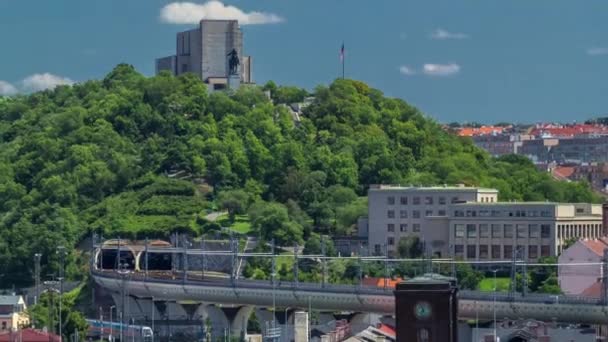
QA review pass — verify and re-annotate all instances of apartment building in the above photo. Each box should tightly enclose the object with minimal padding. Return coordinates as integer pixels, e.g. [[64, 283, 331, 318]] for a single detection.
[[449, 202, 603, 262], [558, 238, 608, 295], [367, 185, 499, 258], [366, 185, 604, 261], [0, 296, 28, 332]]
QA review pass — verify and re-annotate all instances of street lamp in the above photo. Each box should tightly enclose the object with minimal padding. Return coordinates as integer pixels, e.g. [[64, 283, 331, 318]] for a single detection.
[[150, 297, 155, 342], [283, 307, 291, 342], [42, 280, 60, 335], [56, 246, 67, 341], [117, 263, 131, 342], [34, 253, 42, 305], [98, 307, 103, 342], [110, 305, 116, 342], [492, 269, 498, 342]]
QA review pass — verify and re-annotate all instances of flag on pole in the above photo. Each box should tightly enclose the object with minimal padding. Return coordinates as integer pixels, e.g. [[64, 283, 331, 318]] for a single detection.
[[340, 43, 345, 62]]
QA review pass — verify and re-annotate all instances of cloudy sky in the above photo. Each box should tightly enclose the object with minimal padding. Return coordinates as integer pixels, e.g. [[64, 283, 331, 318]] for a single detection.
[[0, 0, 607, 123]]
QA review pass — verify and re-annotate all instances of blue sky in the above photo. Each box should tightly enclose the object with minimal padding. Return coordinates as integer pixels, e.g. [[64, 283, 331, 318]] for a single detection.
[[0, 0, 607, 123]]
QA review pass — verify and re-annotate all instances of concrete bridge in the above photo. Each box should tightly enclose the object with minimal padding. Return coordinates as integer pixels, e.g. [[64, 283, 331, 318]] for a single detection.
[[92, 269, 608, 336], [91, 240, 608, 338]]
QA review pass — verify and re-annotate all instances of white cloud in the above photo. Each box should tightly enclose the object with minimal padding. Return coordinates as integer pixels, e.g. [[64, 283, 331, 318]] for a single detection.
[[430, 28, 469, 40], [21, 73, 74, 92], [399, 66, 416, 76], [587, 47, 608, 56], [160, 1, 284, 25], [0, 81, 18, 96], [422, 63, 461, 76]]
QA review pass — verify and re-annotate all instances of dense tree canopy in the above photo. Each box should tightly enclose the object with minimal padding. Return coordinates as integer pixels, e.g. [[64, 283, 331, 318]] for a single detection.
[[0, 64, 599, 286]]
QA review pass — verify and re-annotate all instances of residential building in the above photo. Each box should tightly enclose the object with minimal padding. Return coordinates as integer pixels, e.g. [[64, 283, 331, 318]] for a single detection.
[[366, 185, 604, 261], [367, 185, 499, 258], [341, 323, 395, 342], [0, 296, 28, 332], [470, 321, 597, 342], [457, 125, 508, 137], [472, 134, 515, 156], [512, 136, 608, 164], [529, 123, 608, 138], [156, 19, 253, 91], [450, 202, 603, 261], [571, 163, 608, 193], [558, 238, 608, 295]]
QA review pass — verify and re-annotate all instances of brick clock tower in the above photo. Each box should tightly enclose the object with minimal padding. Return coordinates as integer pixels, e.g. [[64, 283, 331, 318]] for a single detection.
[[394, 277, 458, 342]]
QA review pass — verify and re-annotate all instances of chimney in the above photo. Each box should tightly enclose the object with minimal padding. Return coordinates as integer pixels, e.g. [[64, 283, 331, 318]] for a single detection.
[[603, 203, 608, 236]]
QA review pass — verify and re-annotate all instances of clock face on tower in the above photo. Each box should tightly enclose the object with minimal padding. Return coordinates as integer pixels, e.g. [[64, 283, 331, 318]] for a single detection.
[[414, 301, 432, 320]]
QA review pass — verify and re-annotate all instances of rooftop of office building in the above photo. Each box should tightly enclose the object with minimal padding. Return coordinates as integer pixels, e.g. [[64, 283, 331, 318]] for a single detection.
[[369, 184, 498, 192]]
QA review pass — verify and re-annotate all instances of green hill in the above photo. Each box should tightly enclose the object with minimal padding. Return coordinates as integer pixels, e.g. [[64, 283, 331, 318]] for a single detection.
[[0, 64, 599, 286]]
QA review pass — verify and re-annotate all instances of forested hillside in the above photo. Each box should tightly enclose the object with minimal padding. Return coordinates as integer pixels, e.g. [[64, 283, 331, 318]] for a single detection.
[[0, 64, 599, 286]]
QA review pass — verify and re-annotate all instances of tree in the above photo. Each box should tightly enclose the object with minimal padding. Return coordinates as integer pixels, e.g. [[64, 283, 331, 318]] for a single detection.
[[248, 201, 303, 245], [456, 263, 483, 290], [303, 233, 336, 257], [335, 199, 367, 235], [0, 68, 601, 287], [28, 291, 88, 341], [528, 256, 560, 293], [217, 189, 250, 222], [397, 236, 423, 259]]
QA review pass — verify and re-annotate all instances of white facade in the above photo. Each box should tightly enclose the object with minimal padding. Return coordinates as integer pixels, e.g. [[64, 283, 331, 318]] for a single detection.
[[367, 185, 603, 261], [367, 185, 498, 258], [449, 202, 602, 261]]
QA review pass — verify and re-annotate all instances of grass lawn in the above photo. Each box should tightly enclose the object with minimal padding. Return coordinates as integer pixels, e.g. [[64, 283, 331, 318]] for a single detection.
[[217, 214, 252, 234], [478, 277, 511, 292]]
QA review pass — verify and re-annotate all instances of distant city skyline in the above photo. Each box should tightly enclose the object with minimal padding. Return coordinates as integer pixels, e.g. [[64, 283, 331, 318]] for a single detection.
[[0, 0, 607, 123]]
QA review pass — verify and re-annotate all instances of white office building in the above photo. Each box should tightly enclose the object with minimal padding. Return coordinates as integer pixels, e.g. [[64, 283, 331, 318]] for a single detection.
[[366, 185, 604, 261], [367, 185, 498, 258]]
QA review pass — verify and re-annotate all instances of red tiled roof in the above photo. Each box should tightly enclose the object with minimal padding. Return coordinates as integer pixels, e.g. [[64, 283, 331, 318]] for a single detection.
[[0, 329, 61, 342], [376, 324, 396, 338], [458, 126, 506, 137], [580, 239, 608, 257], [530, 124, 608, 137], [581, 281, 602, 298], [552, 166, 575, 179], [361, 277, 403, 288]]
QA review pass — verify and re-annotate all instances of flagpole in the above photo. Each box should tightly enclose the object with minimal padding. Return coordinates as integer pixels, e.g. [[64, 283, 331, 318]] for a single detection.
[[342, 42, 345, 79]]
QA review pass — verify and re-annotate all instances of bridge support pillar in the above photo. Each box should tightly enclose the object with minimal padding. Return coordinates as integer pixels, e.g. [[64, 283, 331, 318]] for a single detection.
[[227, 306, 255, 340], [135, 298, 162, 321], [110, 294, 146, 322], [204, 305, 255, 339], [165, 301, 189, 320], [203, 304, 232, 339]]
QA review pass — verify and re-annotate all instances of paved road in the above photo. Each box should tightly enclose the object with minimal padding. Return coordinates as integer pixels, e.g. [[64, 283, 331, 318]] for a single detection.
[[204, 211, 226, 222]]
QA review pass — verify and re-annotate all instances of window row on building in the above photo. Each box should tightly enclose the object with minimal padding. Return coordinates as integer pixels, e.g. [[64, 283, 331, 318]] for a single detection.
[[453, 223, 552, 239], [453, 209, 552, 218], [557, 223, 603, 239], [454, 244, 551, 260], [386, 195, 462, 206], [387, 223, 421, 233], [387, 209, 448, 219]]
